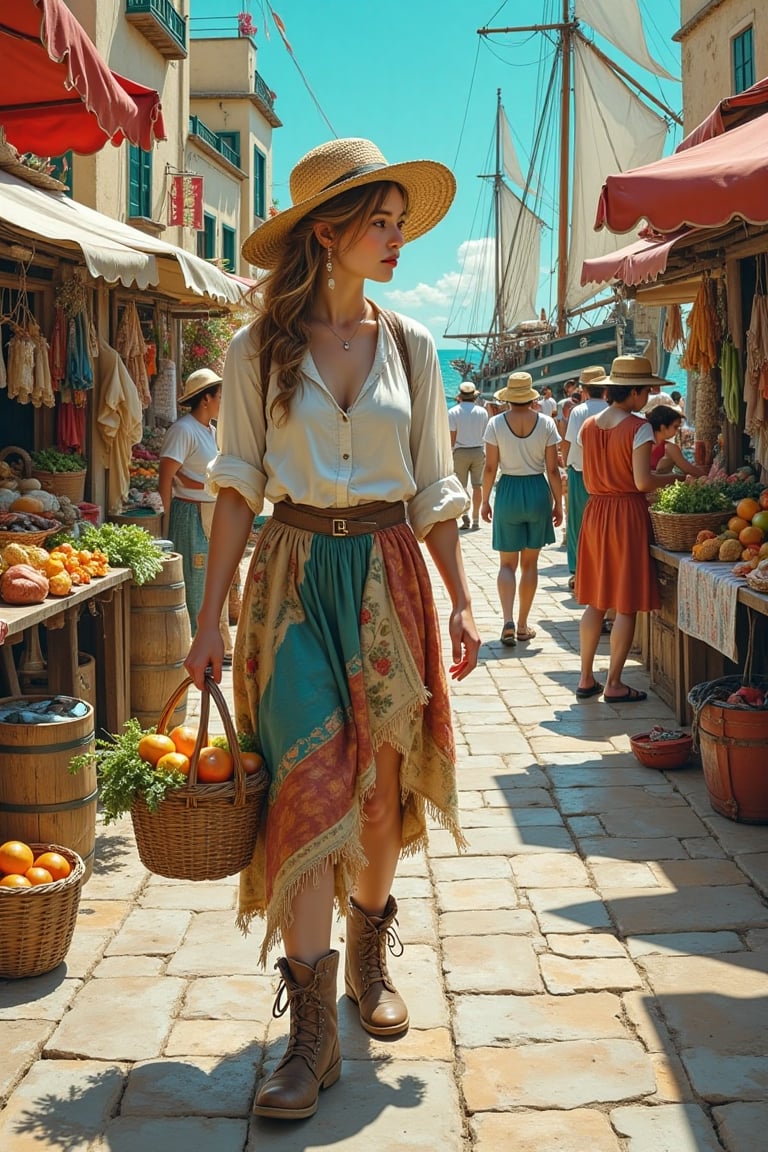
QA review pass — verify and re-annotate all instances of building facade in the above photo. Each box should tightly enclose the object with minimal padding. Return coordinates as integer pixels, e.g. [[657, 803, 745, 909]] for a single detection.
[[675, 1, 767, 131]]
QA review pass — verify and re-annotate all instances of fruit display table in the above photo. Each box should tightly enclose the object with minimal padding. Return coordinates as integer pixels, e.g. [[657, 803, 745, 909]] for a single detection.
[[0, 567, 132, 734], [646, 546, 768, 723]]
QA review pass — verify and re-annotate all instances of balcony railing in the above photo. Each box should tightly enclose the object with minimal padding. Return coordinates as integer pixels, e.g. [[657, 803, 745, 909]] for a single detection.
[[253, 70, 281, 127], [188, 116, 241, 169], [126, 0, 187, 60]]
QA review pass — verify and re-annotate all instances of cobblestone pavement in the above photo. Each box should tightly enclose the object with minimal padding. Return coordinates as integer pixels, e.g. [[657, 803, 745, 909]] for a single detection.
[[1, 526, 767, 1151]]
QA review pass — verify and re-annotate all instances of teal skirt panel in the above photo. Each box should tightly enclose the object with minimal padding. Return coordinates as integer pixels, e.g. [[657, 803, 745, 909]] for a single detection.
[[491, 472, 555, 553]]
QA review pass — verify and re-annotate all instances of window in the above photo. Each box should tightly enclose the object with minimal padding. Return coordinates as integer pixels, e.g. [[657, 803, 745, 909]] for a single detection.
[[222, 224, 237, 271], [128, 145, 152, 217], [253, 146, 266, 220], [199, 213, 216, 260], [733, 26, 754, 94], [217, 131, 241, 168]]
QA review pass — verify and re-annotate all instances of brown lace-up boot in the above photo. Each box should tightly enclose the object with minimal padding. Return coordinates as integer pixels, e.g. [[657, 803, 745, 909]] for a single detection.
[[344, 895, 409, 1036], [253, 949, 341, 1120]]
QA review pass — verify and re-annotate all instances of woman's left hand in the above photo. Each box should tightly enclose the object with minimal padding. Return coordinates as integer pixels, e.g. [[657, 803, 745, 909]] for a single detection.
[[552, 503, 564, 528], [448, 606, 481, 681]]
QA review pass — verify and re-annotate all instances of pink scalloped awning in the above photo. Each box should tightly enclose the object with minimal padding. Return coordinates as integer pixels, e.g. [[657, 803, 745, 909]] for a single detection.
[[581, 229, 693, 288], [0, 0, 165, 156]]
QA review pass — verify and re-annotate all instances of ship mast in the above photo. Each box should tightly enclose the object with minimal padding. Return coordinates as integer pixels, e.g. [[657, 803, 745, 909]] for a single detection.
[[493, 88, 503, 341], [556, 0, 571, 337]]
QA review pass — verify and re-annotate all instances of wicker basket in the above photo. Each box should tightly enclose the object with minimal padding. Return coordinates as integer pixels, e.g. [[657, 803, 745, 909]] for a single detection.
[[648, 509, 729, 552], [0, 525, 59, 548], [0, 444, 33, 479], [0, 843, 85, 979], [130, 675, 269, 881], [31, 469, 87, 504]]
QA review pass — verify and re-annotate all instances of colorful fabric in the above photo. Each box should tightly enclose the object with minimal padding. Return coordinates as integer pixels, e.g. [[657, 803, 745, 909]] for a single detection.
[[566, 465, 588, 574], [235, 519, 462, 964], [168, 497, 207, 633], [491, 472, 555, 552], [678, 558, 740, 662]]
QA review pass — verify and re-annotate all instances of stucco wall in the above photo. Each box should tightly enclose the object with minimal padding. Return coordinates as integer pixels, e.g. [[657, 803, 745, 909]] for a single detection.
[[677, 2, 766, 131]]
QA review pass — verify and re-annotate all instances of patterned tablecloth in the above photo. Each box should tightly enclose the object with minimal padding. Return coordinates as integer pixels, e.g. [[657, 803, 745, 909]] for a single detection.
[[677, 557, 743, 662]]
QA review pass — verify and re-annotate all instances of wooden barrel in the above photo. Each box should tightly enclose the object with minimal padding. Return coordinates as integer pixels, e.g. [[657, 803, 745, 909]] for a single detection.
[[0, 696, 96, 881], [20, 653, 97, 712], [130, 552, 191, 730]]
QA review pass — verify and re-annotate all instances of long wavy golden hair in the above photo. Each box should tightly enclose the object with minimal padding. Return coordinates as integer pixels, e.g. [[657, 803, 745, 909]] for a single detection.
[[250, 181, 407, 425]]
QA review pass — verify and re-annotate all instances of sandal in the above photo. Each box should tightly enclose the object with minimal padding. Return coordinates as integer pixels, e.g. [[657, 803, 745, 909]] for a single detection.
[[500, 622, 517, 646], [575, 680, 603, 700], [603, 687, 647, 703], [567, 575, 576, 590], [516, 627, 537, 642]]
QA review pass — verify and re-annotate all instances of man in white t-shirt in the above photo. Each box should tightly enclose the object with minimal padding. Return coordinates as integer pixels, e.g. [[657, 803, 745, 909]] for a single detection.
[[539, 385, 557, 418], [562, 365, 608, 588], [448, 381, 489, 529]]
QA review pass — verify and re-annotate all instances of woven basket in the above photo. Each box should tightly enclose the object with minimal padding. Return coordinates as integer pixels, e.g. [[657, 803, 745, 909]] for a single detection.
[[130, 675, 269, 881], [31, 469, 87, 504], [648, 509, 729, 552], [0, 444, 32, 479], [0, 526, 59, 548], [0, 843, 85, 979]]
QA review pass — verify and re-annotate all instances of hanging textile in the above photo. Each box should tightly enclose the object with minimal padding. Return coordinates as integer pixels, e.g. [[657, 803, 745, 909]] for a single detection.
[[116, 301, 151, 408], [744, 261, 768, 473]]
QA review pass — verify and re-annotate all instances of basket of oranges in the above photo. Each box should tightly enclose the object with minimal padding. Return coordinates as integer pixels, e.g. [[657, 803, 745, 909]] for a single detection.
[[129, 674, 269, 881], [0, 840, 85, 979]]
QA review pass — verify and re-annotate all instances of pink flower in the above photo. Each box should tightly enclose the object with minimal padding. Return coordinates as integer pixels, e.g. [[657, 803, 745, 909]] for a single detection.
[[373, 657, 391, 676], [360, 608, 372, 624]]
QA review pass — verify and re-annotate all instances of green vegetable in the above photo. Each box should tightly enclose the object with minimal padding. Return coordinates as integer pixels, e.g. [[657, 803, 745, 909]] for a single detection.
[[655, 481, 732, 514], [210, 731, 260, 753], [77, 522, 164, 585], [31, 448, 87, 473], [69, 717, 187, 823]]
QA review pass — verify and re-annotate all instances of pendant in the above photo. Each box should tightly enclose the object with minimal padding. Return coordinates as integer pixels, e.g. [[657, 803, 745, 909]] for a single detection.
[[343, 341, 350, 350]]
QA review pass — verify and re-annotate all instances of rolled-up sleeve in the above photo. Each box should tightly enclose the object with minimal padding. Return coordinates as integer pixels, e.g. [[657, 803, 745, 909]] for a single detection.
[[405, 322, 469, 539], [206, 324, 268, 514]]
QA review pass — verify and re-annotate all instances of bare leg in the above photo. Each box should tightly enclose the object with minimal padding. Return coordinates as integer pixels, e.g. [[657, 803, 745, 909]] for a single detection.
[[353, 742, 403, 916], [281, 865, 335, 977], [497, 550, 519, 625], [470, 485, 482, 524], [578, 604, 605, 691], [516, 548, 540, 635], [603, 612, 637, 697]]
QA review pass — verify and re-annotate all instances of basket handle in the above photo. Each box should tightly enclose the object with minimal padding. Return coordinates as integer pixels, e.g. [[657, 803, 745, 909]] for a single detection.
[[0, 445, 32, 478], [157, 672, 246, 806]]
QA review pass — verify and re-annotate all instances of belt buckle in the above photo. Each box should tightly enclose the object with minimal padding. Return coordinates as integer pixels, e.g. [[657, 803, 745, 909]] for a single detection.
[[332, 518, 348, 536]]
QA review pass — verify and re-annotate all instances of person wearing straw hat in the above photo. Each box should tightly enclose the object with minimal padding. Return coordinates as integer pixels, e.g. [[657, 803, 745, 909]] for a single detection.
[[448, 380, 488, 530], [574, 354, 676, 702], [184, 137, 480, 1121], [480, 371, 563, 646], [159, 368, 233, 664]]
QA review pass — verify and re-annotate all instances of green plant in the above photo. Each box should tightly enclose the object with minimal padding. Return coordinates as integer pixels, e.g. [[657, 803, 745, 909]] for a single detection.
[[655, 480, 732, 514], [77, 523, 164, 584], [209, 731, 260, 753], [31, 448, 87, 473], [69, 718, 187, 823]]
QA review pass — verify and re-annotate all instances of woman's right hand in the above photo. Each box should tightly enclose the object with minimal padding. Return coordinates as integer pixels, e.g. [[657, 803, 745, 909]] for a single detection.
[[185, 623, 225, 689]]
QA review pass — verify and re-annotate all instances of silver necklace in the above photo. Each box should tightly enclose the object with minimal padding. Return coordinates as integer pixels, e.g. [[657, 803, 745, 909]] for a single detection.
[[316, 308, 367, 351]]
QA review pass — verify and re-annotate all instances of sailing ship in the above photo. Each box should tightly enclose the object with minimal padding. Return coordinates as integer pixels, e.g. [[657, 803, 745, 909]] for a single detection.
[[445, 1, 682, 399]]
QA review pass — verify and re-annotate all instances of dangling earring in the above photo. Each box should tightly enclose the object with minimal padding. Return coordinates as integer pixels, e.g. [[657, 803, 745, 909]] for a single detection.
[[326, 246, 335, 291]]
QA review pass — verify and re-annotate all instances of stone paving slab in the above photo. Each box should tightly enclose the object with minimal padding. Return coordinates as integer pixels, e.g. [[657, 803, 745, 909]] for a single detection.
[[611, 1102, 724, 1151], [472, 1109, 622, 1152], [45, 977, 186, 1061], [453, 990, 627, 1047], [0, 1060, 128, 1151]]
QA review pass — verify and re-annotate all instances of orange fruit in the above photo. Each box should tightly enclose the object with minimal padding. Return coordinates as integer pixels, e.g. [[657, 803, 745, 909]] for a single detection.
[[169, 725, 203, 759], [241, 751, 265, 776], [0, 874, 32, 888], [759, 489, 768, 510], [739, 525, 765, 546], [25, 866, 53, 886], [728, 516, 749, 534], [0, 840, 34, 876], [736, 497, 761, 522], [34, 851, 71, 881], [138, 733, 177, 766], [156, 751, 191, 777], [196, 746, 234, 783]]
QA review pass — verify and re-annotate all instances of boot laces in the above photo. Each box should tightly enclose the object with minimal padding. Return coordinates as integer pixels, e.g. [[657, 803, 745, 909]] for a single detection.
[[358, 916, 403, 990], [272, 973, 325, 1064]]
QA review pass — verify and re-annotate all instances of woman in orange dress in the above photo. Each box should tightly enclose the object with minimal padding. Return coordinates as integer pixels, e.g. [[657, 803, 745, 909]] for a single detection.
[[574, 356, 674, 702]]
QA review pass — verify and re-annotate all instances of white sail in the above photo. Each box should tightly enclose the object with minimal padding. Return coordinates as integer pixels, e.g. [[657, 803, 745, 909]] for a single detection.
[[575, 0, 677, 81], [565, 40, 668, 311], [501, 115, 527, 190], [499, 183, 542, 328]]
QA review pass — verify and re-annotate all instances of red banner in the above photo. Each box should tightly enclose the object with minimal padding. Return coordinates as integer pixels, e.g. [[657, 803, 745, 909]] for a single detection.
[[168, 175, 203, 229]]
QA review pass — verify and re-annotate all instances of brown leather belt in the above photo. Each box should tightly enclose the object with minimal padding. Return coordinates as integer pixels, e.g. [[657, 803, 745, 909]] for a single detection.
[[272, 500, 405, 537]]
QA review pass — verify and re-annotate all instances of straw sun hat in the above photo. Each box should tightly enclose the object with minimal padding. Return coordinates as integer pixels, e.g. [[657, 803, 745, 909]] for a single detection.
[[494, 372, 539, 405], [178, 368, 222, 406], [608, 354, 670, 392], [242, 137, 456, 269], [458, 381, 478, 397], [579, 365, 607, 385]]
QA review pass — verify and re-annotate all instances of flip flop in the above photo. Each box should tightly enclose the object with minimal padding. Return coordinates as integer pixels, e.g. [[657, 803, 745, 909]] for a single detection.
[[567, 575, 576, 590], [516, 627, 537, 642], [575, 681, 603, 699], [603, 687, 647, 703], [500, 622, 517, 646]]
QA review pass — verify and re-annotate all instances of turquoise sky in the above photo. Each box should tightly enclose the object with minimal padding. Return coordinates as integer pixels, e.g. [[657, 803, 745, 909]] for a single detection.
[[190, 1, 683, 344]]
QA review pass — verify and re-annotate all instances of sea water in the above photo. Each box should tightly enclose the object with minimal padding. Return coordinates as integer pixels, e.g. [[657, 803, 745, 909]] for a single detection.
[[437, 349, 687, 408]]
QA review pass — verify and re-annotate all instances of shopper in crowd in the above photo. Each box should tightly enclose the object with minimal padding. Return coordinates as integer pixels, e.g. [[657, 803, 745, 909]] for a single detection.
[[481, 371, 562, 645], [184, 137, 480, 1122], [159, 368, 233, 664], [575, 355, 675, 702], [556, 377, 581, 437], [562, 365, 608, 590], [448, 380, 489, 530], [647, 404, 707, 476], [539, 384, 557, 418]]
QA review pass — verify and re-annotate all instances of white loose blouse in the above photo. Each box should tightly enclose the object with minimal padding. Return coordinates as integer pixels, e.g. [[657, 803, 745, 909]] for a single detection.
[[207, 312, 467, 540], [484, 411, 560, 476]]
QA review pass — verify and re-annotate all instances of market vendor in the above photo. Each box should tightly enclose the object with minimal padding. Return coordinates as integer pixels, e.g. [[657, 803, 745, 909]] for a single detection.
[[158, 368, 233, 665]]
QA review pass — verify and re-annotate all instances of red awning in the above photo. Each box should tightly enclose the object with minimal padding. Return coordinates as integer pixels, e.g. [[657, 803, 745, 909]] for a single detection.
[[581, 229, 693, 288], [677, 75, 768, 151], [595, 107, 768, 236], [0, 0, 165, 156]]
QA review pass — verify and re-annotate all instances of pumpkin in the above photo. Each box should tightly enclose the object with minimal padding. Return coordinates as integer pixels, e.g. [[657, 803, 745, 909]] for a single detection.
[[10, 495, 45, 515], [48, 570, 73, 597], [0, 563, 49, 604]]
